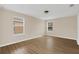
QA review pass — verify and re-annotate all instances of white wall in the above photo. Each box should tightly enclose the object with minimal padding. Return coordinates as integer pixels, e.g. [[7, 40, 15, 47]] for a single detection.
[[77, 14, 79, 45], [0, 8, 45, 47], [46, 16, 77, 40], [0, 9, 2, 43]]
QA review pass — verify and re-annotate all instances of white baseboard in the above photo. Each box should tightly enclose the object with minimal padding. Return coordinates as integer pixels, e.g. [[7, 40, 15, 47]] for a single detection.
[[0, 35, 43, 47], [46, 34, 75, 40]]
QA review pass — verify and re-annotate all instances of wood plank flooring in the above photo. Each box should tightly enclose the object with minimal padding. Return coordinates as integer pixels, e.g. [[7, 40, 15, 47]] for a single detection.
[[0, 36, 79, 54]]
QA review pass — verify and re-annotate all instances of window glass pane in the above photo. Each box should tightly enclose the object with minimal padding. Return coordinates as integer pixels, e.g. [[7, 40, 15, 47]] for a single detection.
[[48, 22, 53, 31], [13, 17, 24, 34], [14, 26, 23, 34]]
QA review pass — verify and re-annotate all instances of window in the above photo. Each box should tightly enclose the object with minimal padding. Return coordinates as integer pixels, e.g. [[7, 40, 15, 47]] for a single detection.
[[48, 22, 53, 31], [13, 16, 24, 34]]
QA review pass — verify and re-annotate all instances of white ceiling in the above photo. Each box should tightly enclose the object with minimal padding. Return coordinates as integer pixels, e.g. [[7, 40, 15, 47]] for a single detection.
[[1, 4, 79, 20]]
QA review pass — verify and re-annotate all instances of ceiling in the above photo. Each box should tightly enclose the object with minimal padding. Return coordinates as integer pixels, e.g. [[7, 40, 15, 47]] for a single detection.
[[0, 4, 79, 20]]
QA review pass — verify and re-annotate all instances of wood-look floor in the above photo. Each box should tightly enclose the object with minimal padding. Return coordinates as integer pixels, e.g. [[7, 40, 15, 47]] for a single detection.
[[0, 36, 79, 54]]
